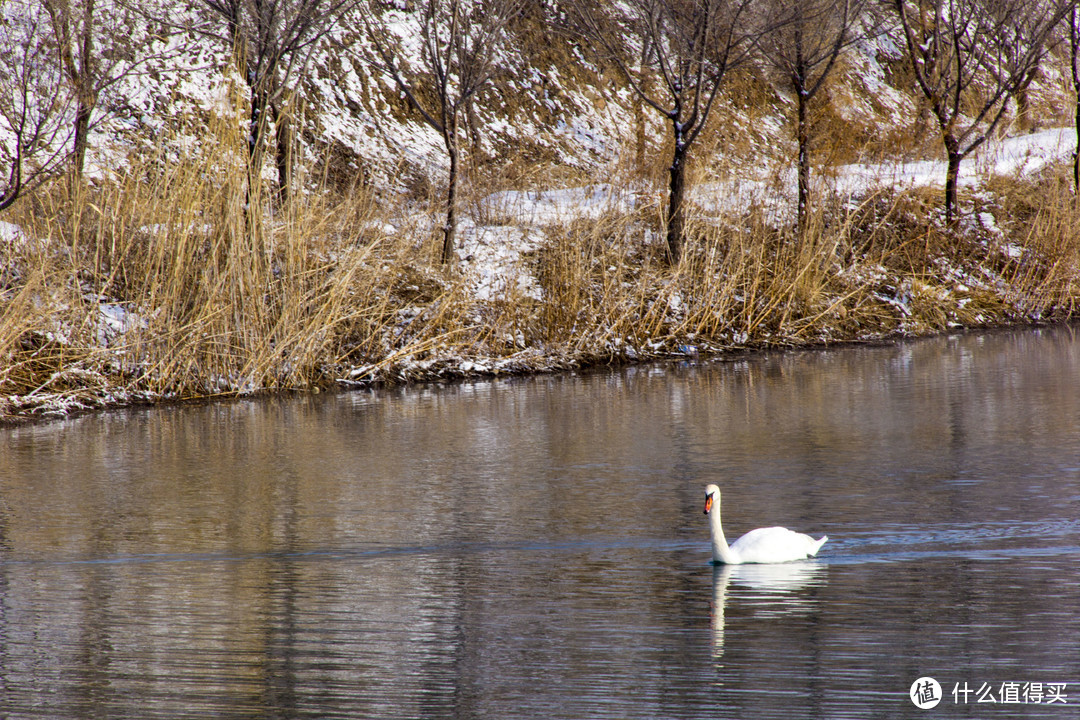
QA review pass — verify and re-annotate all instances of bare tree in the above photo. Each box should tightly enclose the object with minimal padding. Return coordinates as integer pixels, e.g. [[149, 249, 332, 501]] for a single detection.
[[891, 0, 1069, 223], [177, 0, 353, 202], [1070, 0, 1080, 194], [0, 0, 76, 212], [572, 0, 760, 263], [42, 0, 174, 185], [358, 0, 523, 265], [42, 0, 96, 181], [757, 0, 873, 233]]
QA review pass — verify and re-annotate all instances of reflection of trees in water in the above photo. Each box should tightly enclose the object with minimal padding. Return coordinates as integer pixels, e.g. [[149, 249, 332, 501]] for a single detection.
[[1, 326, 1079, 715]]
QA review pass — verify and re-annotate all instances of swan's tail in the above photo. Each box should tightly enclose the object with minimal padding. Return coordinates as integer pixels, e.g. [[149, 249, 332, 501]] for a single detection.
[[809, 535, 828, 557]]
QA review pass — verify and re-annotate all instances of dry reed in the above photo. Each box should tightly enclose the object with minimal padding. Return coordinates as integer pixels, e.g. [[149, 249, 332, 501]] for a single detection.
[[3, 109, 1079, 421]]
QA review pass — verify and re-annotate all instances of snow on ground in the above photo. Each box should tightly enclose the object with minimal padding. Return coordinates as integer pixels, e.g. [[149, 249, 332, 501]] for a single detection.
[[456, 221, 544, 301], [96, 302, 147, 347], [832, 127, 1076, 197], [0, 221, 24, 245], [479, 183, 642, 226], [973, 127, 1076, 177], [458, 127, 1077, 319], [398, 127, 1077, 327], [480, 128, 1077, 234]]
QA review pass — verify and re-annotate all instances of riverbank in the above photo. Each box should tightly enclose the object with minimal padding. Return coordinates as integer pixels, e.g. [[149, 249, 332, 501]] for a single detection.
[[2, 128, 1079, 424]]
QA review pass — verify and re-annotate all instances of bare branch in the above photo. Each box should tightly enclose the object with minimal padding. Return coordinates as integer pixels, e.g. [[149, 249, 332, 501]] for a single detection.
[[568, 0, 765, 262], [892, 0, 1070, 222], [0, 0, 78, 211], [756, 0, 878, 230], [354, 0, 525, 264], [139, 0, 358, 199]]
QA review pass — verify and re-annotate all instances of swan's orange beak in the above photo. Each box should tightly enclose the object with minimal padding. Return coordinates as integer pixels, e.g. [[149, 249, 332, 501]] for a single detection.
[[703, 494, 714, 514]]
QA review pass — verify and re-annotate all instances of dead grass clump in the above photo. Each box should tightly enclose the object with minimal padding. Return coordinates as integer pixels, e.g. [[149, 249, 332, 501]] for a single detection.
[[983, 168, 1080, 318], [533, 206, 664, 355], [1, 102, 428, 407], [532, 191, 869, 357]]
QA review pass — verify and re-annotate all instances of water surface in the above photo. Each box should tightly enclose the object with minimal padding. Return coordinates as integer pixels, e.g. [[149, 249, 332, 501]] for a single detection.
[[2, 326, 1079, 718]]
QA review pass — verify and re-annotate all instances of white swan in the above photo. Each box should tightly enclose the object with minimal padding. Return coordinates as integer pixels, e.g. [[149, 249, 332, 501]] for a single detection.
[[704, 484, 827, 564]]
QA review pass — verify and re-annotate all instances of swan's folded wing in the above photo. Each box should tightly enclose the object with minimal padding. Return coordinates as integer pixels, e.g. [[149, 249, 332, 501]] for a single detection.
[[730, 527, 826, 563]]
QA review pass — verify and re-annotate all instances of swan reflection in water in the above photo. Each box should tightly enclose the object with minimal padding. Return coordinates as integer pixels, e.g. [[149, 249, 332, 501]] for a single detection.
[[710, 562, 828, 660]]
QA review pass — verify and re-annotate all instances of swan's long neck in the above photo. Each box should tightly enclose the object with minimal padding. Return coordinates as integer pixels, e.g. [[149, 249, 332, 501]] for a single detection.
[[709, 504, 739, 564]]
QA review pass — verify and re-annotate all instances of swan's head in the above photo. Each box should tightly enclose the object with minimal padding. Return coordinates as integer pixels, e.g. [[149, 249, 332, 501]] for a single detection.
[[704, 484, 721, 514]]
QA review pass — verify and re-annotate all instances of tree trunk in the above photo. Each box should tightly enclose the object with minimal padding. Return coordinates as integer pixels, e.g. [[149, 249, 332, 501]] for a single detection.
[[1073, 66, 1080, 196], [47, 0, 96, 187], [635, 96, 647, 176], [1073, 11, 1080, 196], [1074, 94, 1079, 196], [73, 0, 94, 178], [72, 98, 92, 179], [666, 142, 688, 264], [245, 84, 275, 212], [944, 148, 962, 225], [796, 87, 810, 236], [242, 84, 272, 274], [0, 156, 21, 212], [1015, 85, 1032, 134], [248, 88, 266, 169], [442, 134, 459, 264], [271, 101, 291, 204]]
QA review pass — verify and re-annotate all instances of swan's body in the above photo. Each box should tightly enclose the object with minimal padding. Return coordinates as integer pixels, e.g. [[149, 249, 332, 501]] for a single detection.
[[704, 484, 827, 564]]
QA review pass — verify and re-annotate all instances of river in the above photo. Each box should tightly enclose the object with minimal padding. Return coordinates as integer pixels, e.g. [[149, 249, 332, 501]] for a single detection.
[[2, 326, 1079, 718]]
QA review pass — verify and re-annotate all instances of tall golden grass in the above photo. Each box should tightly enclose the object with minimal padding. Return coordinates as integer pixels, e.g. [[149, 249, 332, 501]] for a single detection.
[[2, 108, 1079, 420], [2, 107, 403, 408]]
